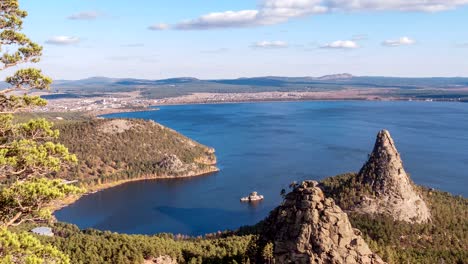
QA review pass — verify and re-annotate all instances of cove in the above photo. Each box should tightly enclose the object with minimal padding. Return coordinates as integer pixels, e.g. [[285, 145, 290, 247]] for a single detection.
[[55, 101, 468, 235]]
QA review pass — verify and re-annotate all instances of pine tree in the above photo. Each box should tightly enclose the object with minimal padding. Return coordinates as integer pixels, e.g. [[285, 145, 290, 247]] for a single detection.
[[0, 2, 80, 262], [0, 0, 81, 228]]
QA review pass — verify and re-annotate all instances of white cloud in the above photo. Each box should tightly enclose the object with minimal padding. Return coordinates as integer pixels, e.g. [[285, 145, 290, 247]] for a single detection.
[[148, 23, 170, 31], [326, 0, 468, 12], [175, 10, 260, 30], [68, 11, 101, 20], [321, 40, 359, 49], [173, 1, 329, 30], [252, 41, 289, 48], [169, 0, 468, 30], [46, 36, 80, 45], [258, 0, 328, 24], [382, 37, 415, 47]]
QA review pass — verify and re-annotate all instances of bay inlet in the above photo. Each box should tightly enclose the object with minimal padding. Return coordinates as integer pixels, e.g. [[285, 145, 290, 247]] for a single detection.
[[55, 101, 468, 235]]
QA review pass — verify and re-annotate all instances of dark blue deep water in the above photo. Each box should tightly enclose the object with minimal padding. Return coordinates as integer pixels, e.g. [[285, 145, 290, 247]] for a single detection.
[[55, 101, 468, 235]]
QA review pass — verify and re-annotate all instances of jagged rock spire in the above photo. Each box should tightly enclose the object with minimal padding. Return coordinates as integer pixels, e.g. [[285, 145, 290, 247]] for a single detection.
[[356, 130, 431, 223], [262, 181, 385, 264], [358, 130, 409, 194]]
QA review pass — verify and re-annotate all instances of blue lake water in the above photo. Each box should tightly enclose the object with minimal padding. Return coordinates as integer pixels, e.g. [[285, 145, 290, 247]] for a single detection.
[[55, 101, 468, 235]]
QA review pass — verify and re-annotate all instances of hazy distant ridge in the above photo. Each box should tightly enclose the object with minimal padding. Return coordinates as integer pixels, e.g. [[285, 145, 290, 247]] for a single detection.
[[3, 74, 468, 101]]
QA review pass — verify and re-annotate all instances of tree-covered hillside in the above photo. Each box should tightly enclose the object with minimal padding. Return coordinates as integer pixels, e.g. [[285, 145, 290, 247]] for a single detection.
[[54, 118, 217, 187]]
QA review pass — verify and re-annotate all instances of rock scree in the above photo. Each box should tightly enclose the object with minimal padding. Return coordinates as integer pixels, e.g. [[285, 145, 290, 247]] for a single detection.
[[157, 154, 186, 173], [98, 119, 136, 134], [261, 181, 386, 264], [355, 129, 431, 223]]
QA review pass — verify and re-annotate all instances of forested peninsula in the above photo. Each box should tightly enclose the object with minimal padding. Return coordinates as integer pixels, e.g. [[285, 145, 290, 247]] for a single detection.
[[48, 116, 218, 209]]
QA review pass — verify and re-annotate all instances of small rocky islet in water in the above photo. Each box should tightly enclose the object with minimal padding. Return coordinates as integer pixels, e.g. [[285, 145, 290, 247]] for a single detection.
[[240, 191, 264, 202]]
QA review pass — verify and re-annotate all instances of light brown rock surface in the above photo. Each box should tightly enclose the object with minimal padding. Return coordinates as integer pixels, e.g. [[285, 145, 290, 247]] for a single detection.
[[98, 119, 136, 134], [143, 256, 177, 264], [262, 181, 385, 264], [355, 130, 431, 223], [157, 154, 186, 173]]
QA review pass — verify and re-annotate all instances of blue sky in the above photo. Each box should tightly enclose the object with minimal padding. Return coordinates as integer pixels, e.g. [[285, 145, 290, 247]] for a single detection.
[[14, 0, 468, 79]]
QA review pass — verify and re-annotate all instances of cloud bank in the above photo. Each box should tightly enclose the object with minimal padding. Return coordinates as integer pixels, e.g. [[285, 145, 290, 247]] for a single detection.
[[165, 0, 468, 30]]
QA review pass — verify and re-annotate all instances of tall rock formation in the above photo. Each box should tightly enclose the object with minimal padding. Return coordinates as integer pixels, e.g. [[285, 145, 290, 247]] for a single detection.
[[355, 129, 431, 223], [262, 181, 385, 264]]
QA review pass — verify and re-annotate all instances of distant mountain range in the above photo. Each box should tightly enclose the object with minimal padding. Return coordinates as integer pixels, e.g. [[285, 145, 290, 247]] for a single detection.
[[51, 74, 468, 90], [3, 74, 468, 100]]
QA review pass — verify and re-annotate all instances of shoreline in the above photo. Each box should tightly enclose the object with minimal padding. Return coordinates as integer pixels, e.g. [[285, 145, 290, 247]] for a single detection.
[[94, 97, 466, 117], [47, 96, 464, 212], [50, 166, 219, 214], [41, 90, 467, 118]]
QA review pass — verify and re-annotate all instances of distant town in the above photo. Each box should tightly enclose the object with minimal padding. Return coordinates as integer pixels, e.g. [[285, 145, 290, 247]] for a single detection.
[[25, 75, 468, 115]]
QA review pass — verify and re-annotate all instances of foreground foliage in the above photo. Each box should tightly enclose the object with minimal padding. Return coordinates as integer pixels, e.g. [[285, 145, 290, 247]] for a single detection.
[[1, 1, 77, 262], [39, 223, 256, 264], [0, 115, 77, 181], [0, 0, 69, 182], [1, 0, 78, 225], [0, 228, 70, 264], [0, 179, 83, 227]]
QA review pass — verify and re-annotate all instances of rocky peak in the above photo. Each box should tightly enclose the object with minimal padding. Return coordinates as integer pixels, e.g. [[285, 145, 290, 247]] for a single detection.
[[262, 181, 385, 264], [356, 129, 431, 223], [359, 129, 407, 193]]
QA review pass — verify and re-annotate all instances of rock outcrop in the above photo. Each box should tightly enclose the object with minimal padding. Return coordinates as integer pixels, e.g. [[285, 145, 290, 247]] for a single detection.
[[157, 154, 186, 173], [354, 130, 431, 223], [262, 181, 385, 264], [98, 119, 136, 134], [144, 256, 177, 264], [156, 153, 218, 177]]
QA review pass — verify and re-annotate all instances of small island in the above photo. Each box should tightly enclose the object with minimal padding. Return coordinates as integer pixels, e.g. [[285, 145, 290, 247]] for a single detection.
[[240, 191, 264, 202]]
